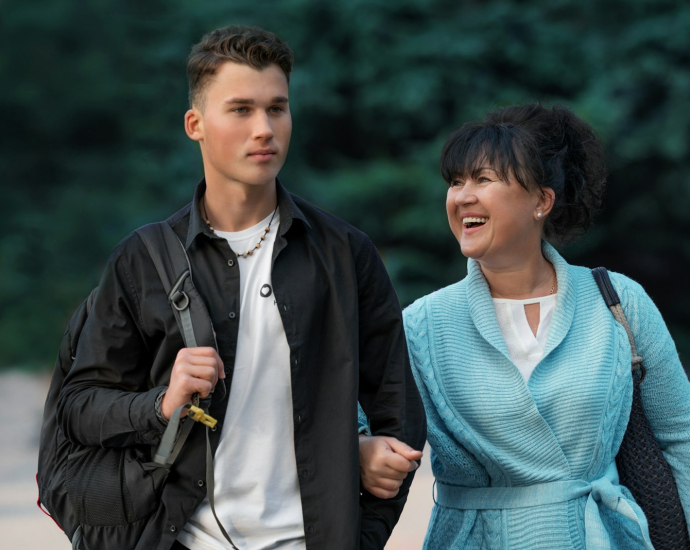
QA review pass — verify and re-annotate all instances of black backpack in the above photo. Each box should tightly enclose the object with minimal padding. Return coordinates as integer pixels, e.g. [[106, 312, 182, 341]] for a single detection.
[[36, 221, 225, 550]]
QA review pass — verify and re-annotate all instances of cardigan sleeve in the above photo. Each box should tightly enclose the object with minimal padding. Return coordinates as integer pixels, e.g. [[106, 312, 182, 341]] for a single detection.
[[613, 272, 690, 531]]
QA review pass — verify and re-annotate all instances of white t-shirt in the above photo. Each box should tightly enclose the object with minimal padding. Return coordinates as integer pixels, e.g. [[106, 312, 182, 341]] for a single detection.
[[179, 210, 306, 550], [492, 294, 557, 383]]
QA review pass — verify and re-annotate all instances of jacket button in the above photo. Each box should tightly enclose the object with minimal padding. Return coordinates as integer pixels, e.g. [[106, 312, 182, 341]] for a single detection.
[[227, 259, 235, 267], [170, 525, 177, 532], [197, 479, 205, 487], [283, 304, 288, 311], [296, 414, 303, 424], [228, 312, 236, 319], [307, 524, 314, 534]]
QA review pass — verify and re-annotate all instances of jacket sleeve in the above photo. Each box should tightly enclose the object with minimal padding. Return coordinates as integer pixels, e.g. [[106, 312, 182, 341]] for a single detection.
[[57, 239, 167, 448], [355, 237, 427, 549], [614, 273, 690, 531]]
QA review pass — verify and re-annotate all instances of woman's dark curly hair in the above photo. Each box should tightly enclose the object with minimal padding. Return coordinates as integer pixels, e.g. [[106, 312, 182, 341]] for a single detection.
[[440, 104, 606, 242]]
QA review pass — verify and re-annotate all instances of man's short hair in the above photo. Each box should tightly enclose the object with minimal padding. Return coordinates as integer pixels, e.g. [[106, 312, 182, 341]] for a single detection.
[[187, 25, 294, 109]]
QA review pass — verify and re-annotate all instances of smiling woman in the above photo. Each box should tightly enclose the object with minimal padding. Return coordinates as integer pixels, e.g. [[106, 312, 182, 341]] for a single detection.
[[441, 104, 606, 245], [358, 103, 690, 549]]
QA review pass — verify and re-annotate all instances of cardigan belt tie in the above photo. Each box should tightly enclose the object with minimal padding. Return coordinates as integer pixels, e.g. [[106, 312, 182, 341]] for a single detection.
[[435, 462, 653, 550]]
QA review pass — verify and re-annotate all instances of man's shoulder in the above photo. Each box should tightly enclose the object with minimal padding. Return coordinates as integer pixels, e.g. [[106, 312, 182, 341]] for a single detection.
[[109, 202, 193, 267], [164, 202, 193, 239], [290, 192, 371, 248]]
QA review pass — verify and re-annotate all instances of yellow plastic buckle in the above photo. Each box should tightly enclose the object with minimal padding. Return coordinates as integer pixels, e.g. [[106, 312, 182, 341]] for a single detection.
[[187, 405, 218, 428]]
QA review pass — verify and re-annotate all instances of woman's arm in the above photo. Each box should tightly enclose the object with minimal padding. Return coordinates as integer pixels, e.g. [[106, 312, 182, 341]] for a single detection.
[[614, 273, 690, 528]]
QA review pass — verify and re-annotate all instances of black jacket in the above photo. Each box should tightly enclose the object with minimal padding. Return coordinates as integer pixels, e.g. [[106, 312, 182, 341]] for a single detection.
[[58, 180, 427, 550]]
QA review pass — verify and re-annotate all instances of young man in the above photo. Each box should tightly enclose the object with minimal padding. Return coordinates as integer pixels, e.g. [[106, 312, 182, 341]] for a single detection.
[[58, 25, 425, 550]]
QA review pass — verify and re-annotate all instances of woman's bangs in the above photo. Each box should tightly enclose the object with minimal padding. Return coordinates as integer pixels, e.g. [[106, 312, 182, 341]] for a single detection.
[[441, 126, 521, 186]]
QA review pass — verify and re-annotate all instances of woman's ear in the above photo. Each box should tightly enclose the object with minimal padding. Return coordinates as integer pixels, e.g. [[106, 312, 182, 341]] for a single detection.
[[535, 187, 556, 220]]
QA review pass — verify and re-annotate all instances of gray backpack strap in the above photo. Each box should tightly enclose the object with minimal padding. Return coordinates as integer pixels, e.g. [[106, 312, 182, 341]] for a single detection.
[[206, 427, 239, 549], [71, 525, 83, 550], [135, 222, 237, 549], [135, 222, 217, 351]]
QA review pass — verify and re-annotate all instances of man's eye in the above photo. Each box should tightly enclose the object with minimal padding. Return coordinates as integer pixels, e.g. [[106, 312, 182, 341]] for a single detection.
[[270, 106, 284, 113], [234, 107, 248, 114]]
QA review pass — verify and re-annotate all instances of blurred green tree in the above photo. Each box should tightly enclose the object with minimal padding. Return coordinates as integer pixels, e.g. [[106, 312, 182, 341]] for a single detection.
[[1, 0, 689, 368]]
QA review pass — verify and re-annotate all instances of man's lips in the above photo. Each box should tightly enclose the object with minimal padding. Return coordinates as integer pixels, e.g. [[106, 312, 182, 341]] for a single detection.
[[248, 149, 276, 161]]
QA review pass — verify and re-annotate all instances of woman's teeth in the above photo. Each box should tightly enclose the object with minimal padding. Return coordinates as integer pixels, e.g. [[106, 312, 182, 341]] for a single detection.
[[463, 217, 488, 228]]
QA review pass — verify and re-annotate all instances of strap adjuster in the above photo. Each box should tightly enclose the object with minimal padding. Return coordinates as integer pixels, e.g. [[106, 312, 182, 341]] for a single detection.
[[188, 405, 217, 428]]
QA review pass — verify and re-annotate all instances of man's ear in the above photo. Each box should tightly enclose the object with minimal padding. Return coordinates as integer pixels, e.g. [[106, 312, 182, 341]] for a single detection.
[[184, 108, 203, 142]]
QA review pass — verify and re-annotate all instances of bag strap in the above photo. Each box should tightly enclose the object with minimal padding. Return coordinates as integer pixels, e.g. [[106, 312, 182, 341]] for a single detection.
[[135, 222, 238, 550], [136, 222, 206, 464], [136, 222, 201, 348], [592, 267, 646, 381]]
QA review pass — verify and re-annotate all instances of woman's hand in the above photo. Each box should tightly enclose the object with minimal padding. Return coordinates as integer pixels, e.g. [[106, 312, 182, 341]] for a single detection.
[[359, 435, 423, 498]]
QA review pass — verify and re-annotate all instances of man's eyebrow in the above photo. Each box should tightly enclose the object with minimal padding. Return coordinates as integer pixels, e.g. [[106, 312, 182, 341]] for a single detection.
[[223, 96, 289, 105]]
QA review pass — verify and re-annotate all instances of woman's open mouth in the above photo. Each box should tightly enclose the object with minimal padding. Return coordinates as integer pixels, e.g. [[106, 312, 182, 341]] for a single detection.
[[462, 217, 488, 229]]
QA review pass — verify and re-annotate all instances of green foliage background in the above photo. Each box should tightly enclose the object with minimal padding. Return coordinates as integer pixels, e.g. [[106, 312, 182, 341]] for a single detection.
[[2, 0, 689, 369]]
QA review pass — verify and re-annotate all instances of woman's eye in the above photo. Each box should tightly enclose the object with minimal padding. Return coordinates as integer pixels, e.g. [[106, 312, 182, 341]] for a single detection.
[[450, 180, 464, 187]]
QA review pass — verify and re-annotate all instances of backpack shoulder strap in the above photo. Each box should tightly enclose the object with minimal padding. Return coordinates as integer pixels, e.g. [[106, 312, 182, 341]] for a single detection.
[[135, 222, 216, 351], [134, 222, 189, 294], [136, 222, 237, 549], [592, 267, 645, 380]]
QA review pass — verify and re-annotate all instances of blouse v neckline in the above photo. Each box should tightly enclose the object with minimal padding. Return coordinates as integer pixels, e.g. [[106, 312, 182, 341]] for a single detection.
[[492, 294, 558, 383], [465, 242, 577, 370]]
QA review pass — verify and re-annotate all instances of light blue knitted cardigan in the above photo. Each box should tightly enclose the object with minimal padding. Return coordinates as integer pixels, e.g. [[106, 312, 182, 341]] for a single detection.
[[398, 243, 690, 549]]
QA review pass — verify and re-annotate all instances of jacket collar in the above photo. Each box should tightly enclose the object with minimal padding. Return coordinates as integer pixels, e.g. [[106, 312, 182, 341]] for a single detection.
[[466, 241, 576, 364], [185, 178, 310, 250]]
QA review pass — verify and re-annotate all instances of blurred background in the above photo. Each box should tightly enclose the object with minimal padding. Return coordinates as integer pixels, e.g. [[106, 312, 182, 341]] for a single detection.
[[1, 0, 689, 548]]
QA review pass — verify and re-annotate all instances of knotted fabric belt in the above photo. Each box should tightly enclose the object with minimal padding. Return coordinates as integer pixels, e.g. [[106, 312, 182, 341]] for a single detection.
[[435, 462, 653, 550]]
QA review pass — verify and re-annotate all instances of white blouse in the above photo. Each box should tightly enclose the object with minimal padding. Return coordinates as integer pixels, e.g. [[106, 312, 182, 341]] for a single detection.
[[492, 294, 558, 383]]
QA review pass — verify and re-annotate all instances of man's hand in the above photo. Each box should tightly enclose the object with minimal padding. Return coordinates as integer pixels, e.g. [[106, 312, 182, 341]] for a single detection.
[[161, 347, 225, 420], [359, 435, 423, 499]]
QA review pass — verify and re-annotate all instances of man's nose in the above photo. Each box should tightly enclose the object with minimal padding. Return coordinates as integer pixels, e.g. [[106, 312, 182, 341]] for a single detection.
[[252, 112, 274, 140]]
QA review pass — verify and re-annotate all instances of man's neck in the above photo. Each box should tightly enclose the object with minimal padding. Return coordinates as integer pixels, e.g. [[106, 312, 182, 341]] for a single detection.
[[202, 179, 279, 233]]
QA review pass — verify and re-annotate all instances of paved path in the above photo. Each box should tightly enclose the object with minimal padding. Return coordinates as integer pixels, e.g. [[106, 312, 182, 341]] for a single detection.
[[0, 372, 433, 549]]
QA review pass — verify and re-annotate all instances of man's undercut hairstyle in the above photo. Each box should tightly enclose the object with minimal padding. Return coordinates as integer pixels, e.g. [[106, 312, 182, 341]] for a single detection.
[[187, 25, 294, 109]]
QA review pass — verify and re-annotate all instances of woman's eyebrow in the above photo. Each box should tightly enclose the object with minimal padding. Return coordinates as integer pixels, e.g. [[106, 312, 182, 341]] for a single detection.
[[473, 166, 499, 176]]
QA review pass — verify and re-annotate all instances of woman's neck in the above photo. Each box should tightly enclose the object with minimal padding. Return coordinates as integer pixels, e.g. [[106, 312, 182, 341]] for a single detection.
[[480, 251, 556, 300]]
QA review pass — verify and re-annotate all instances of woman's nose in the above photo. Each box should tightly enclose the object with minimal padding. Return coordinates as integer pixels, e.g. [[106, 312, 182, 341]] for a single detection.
[[455, 184, 477, 204]]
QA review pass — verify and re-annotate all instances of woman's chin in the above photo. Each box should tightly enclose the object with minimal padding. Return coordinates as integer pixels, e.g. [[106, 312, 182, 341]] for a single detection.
[[459, 238, 486, 260], [459, 245, 481, 260]]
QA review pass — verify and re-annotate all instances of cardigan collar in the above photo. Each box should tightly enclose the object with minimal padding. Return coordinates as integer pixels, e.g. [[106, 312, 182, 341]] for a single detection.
[[466, 241, 576, 366]]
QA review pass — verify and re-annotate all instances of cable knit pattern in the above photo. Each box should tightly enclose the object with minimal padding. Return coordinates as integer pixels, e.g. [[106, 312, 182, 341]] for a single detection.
[[399, 242, 690, 549]]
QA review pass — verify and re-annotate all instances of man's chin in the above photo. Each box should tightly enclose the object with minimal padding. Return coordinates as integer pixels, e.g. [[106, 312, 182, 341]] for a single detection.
[[225, 171, 279, 188]]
